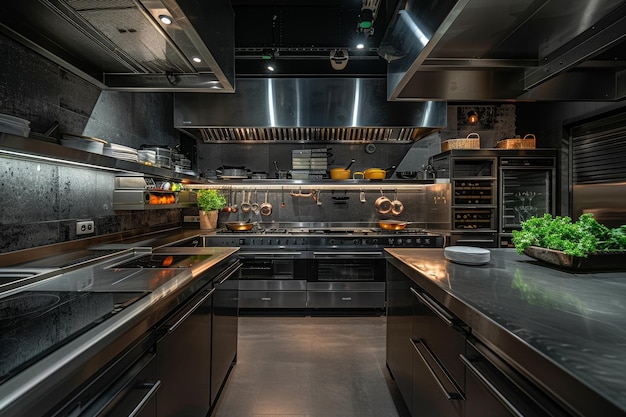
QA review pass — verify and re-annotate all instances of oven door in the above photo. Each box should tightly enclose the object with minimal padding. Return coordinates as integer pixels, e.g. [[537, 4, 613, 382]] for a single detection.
[[237, 251, 307, 309], [309, 251, 385, 282], [307, 251, 385, 310]]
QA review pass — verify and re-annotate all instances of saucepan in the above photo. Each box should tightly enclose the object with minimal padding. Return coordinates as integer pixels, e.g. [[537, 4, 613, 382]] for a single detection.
[[330, 159, 355, 180], [224, 221, 254, 231], [353, 166, 396, 180], [378, 220, 415, 231]]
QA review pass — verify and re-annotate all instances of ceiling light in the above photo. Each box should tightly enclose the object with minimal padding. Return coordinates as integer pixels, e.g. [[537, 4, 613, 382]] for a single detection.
[[356, 43, 365, 49], [467, 111, 479, 124], [159, 15, 172, 25], [266, 64, 275, 72], [192, 57, 202, 63]]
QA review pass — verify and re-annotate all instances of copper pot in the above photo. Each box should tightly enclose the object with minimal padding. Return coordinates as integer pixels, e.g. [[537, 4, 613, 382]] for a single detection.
[[224, 221, 254, 231], [375, 192, 392, 214]]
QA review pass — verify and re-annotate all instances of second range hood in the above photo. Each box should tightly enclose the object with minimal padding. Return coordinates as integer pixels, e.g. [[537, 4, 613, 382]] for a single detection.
[[379, 0, 626, 101], [174, 78, 447, 143], [0, 0, 234, 92]]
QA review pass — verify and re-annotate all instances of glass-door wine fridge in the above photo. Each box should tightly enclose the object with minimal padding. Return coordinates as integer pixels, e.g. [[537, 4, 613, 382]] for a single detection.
[[499, 156, 556, 247]]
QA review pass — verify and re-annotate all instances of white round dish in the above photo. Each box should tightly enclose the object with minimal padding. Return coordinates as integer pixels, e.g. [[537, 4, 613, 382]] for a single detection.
[[444, 246, 491, 265]]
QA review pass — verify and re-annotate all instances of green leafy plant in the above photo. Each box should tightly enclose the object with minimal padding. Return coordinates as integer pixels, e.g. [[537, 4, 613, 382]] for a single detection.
[[196, 189, 227, 212], [512, 213, 626, 257]]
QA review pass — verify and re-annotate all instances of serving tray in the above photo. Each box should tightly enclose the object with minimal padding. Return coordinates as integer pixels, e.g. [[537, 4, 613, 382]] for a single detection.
[[523, 246, 626, 271]]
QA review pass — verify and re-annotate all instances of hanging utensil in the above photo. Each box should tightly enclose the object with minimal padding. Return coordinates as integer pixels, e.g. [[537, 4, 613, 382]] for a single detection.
[[375, 190, 392, 214], [241, 190, 251, 213], [391, 191, 404, 216], [251, 190, 260, 213], [260, 190, 272, 216], [281, 187, 286, 208], [359, 190, 366, 203], [231, 188, 238, 213]]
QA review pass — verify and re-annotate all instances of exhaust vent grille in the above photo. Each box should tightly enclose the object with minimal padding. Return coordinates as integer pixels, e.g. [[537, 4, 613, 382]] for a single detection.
[[195, 127, 424, 143]]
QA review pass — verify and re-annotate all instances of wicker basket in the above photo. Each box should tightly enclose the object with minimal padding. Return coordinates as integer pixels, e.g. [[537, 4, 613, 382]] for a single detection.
[[496, 134, 536, 149], [441, 132, 480, 152]]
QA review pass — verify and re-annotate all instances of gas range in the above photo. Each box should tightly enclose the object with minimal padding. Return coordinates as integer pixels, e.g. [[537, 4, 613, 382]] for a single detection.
[[210, 224, 443, 249]]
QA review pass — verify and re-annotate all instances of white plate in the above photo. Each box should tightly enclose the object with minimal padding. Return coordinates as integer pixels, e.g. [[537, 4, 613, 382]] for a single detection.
[[444, 246, 490, 265]]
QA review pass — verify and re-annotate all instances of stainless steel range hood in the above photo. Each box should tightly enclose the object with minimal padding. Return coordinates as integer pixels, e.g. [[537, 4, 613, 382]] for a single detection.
[[174, 78, 447, 142], [379, 0, 626, 101], [0, 0, 234, 92]]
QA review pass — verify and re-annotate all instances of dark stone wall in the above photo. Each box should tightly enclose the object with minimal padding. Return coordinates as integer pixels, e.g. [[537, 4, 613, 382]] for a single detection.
[[0, 33, 182, 253]]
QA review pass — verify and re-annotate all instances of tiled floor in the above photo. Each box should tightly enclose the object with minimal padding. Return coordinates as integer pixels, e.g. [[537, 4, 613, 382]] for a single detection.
[[212, 316, 410, 417]]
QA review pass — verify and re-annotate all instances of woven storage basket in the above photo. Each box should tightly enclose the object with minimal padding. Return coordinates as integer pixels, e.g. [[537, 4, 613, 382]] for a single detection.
[[441, 132, 480, 152], [496, 134, 536, 149]]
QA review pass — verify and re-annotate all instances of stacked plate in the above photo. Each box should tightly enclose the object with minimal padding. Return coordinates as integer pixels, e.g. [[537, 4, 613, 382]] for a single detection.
[[104, 142, 138, 162], [444, 246, 491, 265], [60, 133, 106, 154], [0, 113, 31, 137]]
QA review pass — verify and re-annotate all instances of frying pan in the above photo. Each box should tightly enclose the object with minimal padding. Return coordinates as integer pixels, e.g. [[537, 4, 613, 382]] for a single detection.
[[224, 221, 254, 231], [378, 220, 415, 231]]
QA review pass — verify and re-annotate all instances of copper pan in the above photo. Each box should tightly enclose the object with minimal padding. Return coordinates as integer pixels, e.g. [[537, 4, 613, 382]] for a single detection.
[[224, 221, 254, 231], [378, 220, 415, 231]]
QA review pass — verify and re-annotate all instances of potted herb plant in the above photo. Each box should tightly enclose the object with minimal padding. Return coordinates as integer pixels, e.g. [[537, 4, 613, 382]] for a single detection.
[[196, 189, 227, 230]]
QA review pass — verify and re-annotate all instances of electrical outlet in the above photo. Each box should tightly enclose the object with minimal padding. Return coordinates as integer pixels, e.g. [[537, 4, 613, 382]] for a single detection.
[[184, 215, 200, 223], [76, 220, 95, 235]]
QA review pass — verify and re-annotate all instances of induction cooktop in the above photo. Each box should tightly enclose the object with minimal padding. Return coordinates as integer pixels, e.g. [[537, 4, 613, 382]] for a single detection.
[[0, 290, 148, 384]]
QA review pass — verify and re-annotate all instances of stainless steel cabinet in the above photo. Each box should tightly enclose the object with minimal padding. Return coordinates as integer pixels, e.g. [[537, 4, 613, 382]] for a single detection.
[[410, 287, 466, 417], [210, 264, 240, 405], [462, 338, 569, 417], [156, 285, 215, 417], [386, 262, 415, 410]]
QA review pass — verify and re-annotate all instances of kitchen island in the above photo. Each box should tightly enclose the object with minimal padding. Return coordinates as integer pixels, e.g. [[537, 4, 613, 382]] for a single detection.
[[0, 246, 239, 417], [385, 248, 626, 417]]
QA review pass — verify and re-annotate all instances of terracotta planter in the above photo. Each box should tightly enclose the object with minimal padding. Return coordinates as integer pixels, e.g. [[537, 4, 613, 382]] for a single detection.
[[199, 210, 219, 230]]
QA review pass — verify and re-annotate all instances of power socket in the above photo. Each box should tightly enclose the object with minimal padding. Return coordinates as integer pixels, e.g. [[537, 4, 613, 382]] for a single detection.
[[184, 216, 200, 223], [76, 220, 95, 235]]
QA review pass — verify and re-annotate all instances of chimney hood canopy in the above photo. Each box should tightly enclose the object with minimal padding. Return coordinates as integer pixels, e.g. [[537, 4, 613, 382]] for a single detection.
[[0, 0, 235, 92], [174, 78, 447, 142], [379, 0, 626, 101]]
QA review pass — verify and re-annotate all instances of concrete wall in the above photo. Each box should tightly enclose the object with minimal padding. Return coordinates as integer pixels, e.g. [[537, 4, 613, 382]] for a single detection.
[[0, 33, 182, 253]]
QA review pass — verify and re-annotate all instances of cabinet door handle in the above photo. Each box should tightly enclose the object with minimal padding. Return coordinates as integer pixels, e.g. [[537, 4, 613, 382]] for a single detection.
[[411, 339, 463, 401], [459, 354, 524, 417], [168, 288, 215, 334], [410, 287, 456, 326], [216, 262, 242, 284], [128, 380, 161, 417]]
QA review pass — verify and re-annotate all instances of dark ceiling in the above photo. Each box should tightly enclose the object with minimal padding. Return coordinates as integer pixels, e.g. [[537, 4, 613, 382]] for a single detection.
[[231, 0, 391, 77]]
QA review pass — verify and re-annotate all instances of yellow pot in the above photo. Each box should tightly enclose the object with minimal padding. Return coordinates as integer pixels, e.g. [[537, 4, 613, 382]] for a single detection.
[[330, 168, 351, 180]]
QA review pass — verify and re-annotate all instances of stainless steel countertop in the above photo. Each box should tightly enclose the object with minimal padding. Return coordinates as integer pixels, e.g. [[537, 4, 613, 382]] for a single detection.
[[385, 248, 626, 417], [0, 246, 238, 417]]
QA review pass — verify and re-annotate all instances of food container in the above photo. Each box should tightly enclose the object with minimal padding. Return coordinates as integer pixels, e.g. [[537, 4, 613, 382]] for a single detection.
[[496, 134, 537, 149], [441, 132, 480, 152]]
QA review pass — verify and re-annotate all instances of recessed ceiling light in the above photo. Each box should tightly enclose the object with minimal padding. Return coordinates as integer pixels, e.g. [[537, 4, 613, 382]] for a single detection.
[[267, 65, 275, 72], [192, 57, 202, 63], [356, 43, 365, 49], [159, 15, 172, 25]]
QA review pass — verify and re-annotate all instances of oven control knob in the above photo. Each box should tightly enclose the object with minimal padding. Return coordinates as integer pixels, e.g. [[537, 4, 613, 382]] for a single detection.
[[396, 238, 403, 245], [372, 239, 378, 245], [405, 238, 412, 246], [387, 238, 394, 245], [353, 239, 360, 245], [424, 238, 431, 246]]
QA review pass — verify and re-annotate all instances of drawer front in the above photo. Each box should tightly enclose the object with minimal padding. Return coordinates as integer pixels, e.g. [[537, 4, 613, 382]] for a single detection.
[[239, 280, 306, 291], [307, 291, 385, 309], [239, 290, 307, 308]]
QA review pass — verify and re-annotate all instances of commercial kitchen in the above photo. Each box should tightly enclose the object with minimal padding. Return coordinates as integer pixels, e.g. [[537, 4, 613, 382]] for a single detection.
[[1, 1, 625, 417]]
